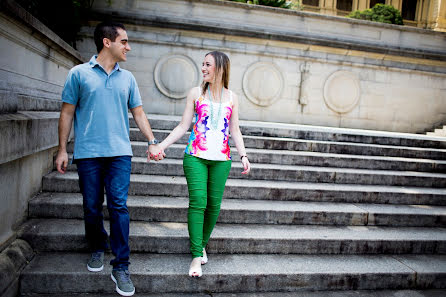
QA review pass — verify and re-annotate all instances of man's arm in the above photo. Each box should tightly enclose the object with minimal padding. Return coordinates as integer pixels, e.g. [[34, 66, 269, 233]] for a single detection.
[[56, 102, 76, 174], [130, 106, 165, 161]]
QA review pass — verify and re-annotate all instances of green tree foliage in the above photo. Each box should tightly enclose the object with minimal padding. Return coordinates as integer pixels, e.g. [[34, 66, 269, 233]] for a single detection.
[[15, 0, 95, 48], [228, 0, 293, 9], [348, 3, 403, 25]]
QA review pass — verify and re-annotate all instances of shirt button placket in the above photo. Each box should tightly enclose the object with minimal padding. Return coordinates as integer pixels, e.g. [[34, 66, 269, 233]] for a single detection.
[[106, 74, 112, 89]]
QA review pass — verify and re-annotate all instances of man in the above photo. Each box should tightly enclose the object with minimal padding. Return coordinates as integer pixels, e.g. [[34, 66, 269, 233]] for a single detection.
[[56, 21, 164, 296]]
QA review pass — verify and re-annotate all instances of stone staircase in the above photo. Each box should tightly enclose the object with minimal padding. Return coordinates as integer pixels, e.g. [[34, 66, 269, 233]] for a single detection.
[[17, 114, 446, 296], [427, 126, 446, 138]]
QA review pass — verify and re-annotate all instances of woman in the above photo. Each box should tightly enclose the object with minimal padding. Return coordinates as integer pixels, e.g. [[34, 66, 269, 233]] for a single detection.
[[157, 51, 251, 277]]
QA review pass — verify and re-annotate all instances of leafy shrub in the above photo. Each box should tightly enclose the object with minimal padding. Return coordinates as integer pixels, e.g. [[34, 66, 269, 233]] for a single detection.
[[348, 3, 403, 25]]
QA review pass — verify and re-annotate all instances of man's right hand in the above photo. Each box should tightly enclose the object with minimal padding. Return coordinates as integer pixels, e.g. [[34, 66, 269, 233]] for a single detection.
[[56, 150, 69, 174]]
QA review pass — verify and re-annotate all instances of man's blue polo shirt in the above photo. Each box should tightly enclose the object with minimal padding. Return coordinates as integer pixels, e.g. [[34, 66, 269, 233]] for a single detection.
[[62, 55, 142, 159]]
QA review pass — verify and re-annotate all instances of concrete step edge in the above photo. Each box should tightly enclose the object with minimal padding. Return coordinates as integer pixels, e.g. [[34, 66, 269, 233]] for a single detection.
[[136, 128, 446, 152], [19, 219, 446, 256], [133, 114, 446, 148], [63, 156, 446, 188], [43, 171, 446, 195], [67, 142, 446, 172], [29, 192, 446, 227], [18, 290, 446, 297], [20, 252, 446, 293], [41, 172, 446, 205]]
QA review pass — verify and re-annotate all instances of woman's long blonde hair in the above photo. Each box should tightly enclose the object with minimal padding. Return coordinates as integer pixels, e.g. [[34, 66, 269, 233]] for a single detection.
[[201, 51, 230, 96]]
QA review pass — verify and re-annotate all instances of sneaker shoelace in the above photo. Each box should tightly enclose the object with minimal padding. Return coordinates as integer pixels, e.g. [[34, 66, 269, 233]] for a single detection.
[[91, 252, 102, 261], [116, 270, 131, 283]]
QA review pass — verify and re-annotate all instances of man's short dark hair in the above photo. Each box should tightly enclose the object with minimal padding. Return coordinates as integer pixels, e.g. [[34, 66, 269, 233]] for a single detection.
[[94, 21, 126, 53]]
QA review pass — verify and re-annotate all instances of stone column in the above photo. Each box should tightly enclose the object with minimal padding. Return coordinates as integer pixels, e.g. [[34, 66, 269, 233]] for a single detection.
[[320, 0, 337, 15], [355, 0, 368, 11], [436, 0, 446, 31], [388, 0, 402, 10], [423, 0, 443, 30]]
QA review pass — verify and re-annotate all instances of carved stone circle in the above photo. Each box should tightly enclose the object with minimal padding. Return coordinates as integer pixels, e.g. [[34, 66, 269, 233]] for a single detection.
[[154, 54, 199, 99], [242, 62, 284, 107], [323, 70, 361, 114]]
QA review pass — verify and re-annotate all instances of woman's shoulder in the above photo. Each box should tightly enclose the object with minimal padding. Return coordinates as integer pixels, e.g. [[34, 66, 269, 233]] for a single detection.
[[227, 89, 238, 103], [186, 87, 203, 101], [188, 86, 202, 98]]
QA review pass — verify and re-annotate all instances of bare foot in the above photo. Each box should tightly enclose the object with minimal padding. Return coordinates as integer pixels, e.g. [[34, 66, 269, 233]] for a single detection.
[[188, 257, 202, 277]]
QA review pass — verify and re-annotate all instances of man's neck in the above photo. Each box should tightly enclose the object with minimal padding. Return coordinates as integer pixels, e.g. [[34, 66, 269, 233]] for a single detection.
[[96, 53, 117, 74]]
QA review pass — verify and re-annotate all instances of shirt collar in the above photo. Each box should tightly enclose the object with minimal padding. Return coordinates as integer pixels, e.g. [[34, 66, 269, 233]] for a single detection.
[[89, 55, 121, 71]]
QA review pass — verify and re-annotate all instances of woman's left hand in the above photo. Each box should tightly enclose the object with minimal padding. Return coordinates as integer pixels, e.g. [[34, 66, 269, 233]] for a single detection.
[[241, 157, 251, 175]]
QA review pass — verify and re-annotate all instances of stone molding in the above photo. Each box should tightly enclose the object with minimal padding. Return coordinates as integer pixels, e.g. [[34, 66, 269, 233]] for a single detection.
[[0, 0, 84, 64], [323, 71, 361, 114], [154, 54, 199, 99], [0, 90, 17, 114], [0, 16, 76, 70], [91, 0, 446, 62], [0, 112, 59, 165]]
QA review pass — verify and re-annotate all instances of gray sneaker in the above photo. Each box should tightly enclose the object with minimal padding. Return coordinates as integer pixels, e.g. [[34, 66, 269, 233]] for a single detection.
[[87, 251, 104, 272], [111, 269, 135, 296]]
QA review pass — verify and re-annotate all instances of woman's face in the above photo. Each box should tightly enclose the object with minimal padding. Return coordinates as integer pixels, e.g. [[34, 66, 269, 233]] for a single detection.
[[201, 54, 216, 83]]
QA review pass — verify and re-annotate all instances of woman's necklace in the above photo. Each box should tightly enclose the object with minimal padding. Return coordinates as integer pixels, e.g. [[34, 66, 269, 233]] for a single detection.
[[208, 86, 224, 130]]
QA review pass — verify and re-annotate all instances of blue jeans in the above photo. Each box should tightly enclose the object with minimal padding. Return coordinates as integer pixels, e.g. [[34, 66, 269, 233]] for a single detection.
[[76, 155, 132, 270]]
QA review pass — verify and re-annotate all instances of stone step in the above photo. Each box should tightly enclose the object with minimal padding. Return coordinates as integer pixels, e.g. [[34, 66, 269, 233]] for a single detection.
[[67, 142, 446, 172], [134, 114, 446, 149], [132, 129, 446, 160], [20, 252, 446, 294], [66, 157, 446, 188], [434, 128, 446, 137], [425, 125, 446, 138], [29, 192, 446, 227], [18, 290, 446, 297], [42, 171, 446, 206], [19, 219, 446, 254], [139, 143, 446, 172]]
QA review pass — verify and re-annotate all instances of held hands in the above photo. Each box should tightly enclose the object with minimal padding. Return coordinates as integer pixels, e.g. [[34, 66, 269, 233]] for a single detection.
[[56, 150, 69, 174], [241, 156, 251, 175], [147, 144, 166, 162]]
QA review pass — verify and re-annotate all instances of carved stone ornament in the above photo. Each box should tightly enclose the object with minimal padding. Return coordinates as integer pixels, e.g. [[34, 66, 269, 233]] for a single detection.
[[323, 70, 361, 114], [242, 62, 284, 107], [154, 54, 199, 99]]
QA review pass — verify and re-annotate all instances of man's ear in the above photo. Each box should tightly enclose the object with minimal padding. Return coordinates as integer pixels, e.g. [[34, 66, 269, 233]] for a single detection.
[[103, 38, 111, 49]]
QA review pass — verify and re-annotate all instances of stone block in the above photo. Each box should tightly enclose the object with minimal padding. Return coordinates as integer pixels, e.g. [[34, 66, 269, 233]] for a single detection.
[[0, 90, 18, 114], [0, 112, 59, 164], [0, 239, 34, 295], [286, 47, 306, 58], [202, 38, 225, 48]]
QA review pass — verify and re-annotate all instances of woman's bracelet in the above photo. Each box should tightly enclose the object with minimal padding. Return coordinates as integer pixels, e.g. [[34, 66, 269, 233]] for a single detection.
[[240, 155, 248, 160]]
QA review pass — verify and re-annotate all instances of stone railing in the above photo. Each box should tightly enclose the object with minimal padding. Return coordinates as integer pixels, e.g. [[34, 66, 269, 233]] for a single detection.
[[0, 0, 82, 259]]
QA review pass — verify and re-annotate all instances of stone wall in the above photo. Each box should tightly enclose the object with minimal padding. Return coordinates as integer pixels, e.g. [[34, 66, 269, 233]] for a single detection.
[[80, 0, 446, 133], [0, 0, 83, 251]]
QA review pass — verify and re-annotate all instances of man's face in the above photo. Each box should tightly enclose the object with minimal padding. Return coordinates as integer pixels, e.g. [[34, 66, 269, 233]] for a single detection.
[[109, 28, 131, 62]]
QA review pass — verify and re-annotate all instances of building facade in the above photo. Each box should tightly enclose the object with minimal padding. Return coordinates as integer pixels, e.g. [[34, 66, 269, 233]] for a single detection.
[[300, 0, 446, 31]]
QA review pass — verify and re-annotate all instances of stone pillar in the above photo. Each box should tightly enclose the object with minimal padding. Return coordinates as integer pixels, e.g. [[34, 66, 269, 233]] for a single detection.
[[424, 0, 444, 30], [436, 0, 446, 31], [355, 0, 368, 11], [389, 0, 402, 10], [321, 0, 337, 15]]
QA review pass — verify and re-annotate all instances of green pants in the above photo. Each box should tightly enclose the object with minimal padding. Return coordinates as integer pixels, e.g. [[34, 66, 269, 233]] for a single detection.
[[183, 154, 232, 258]]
